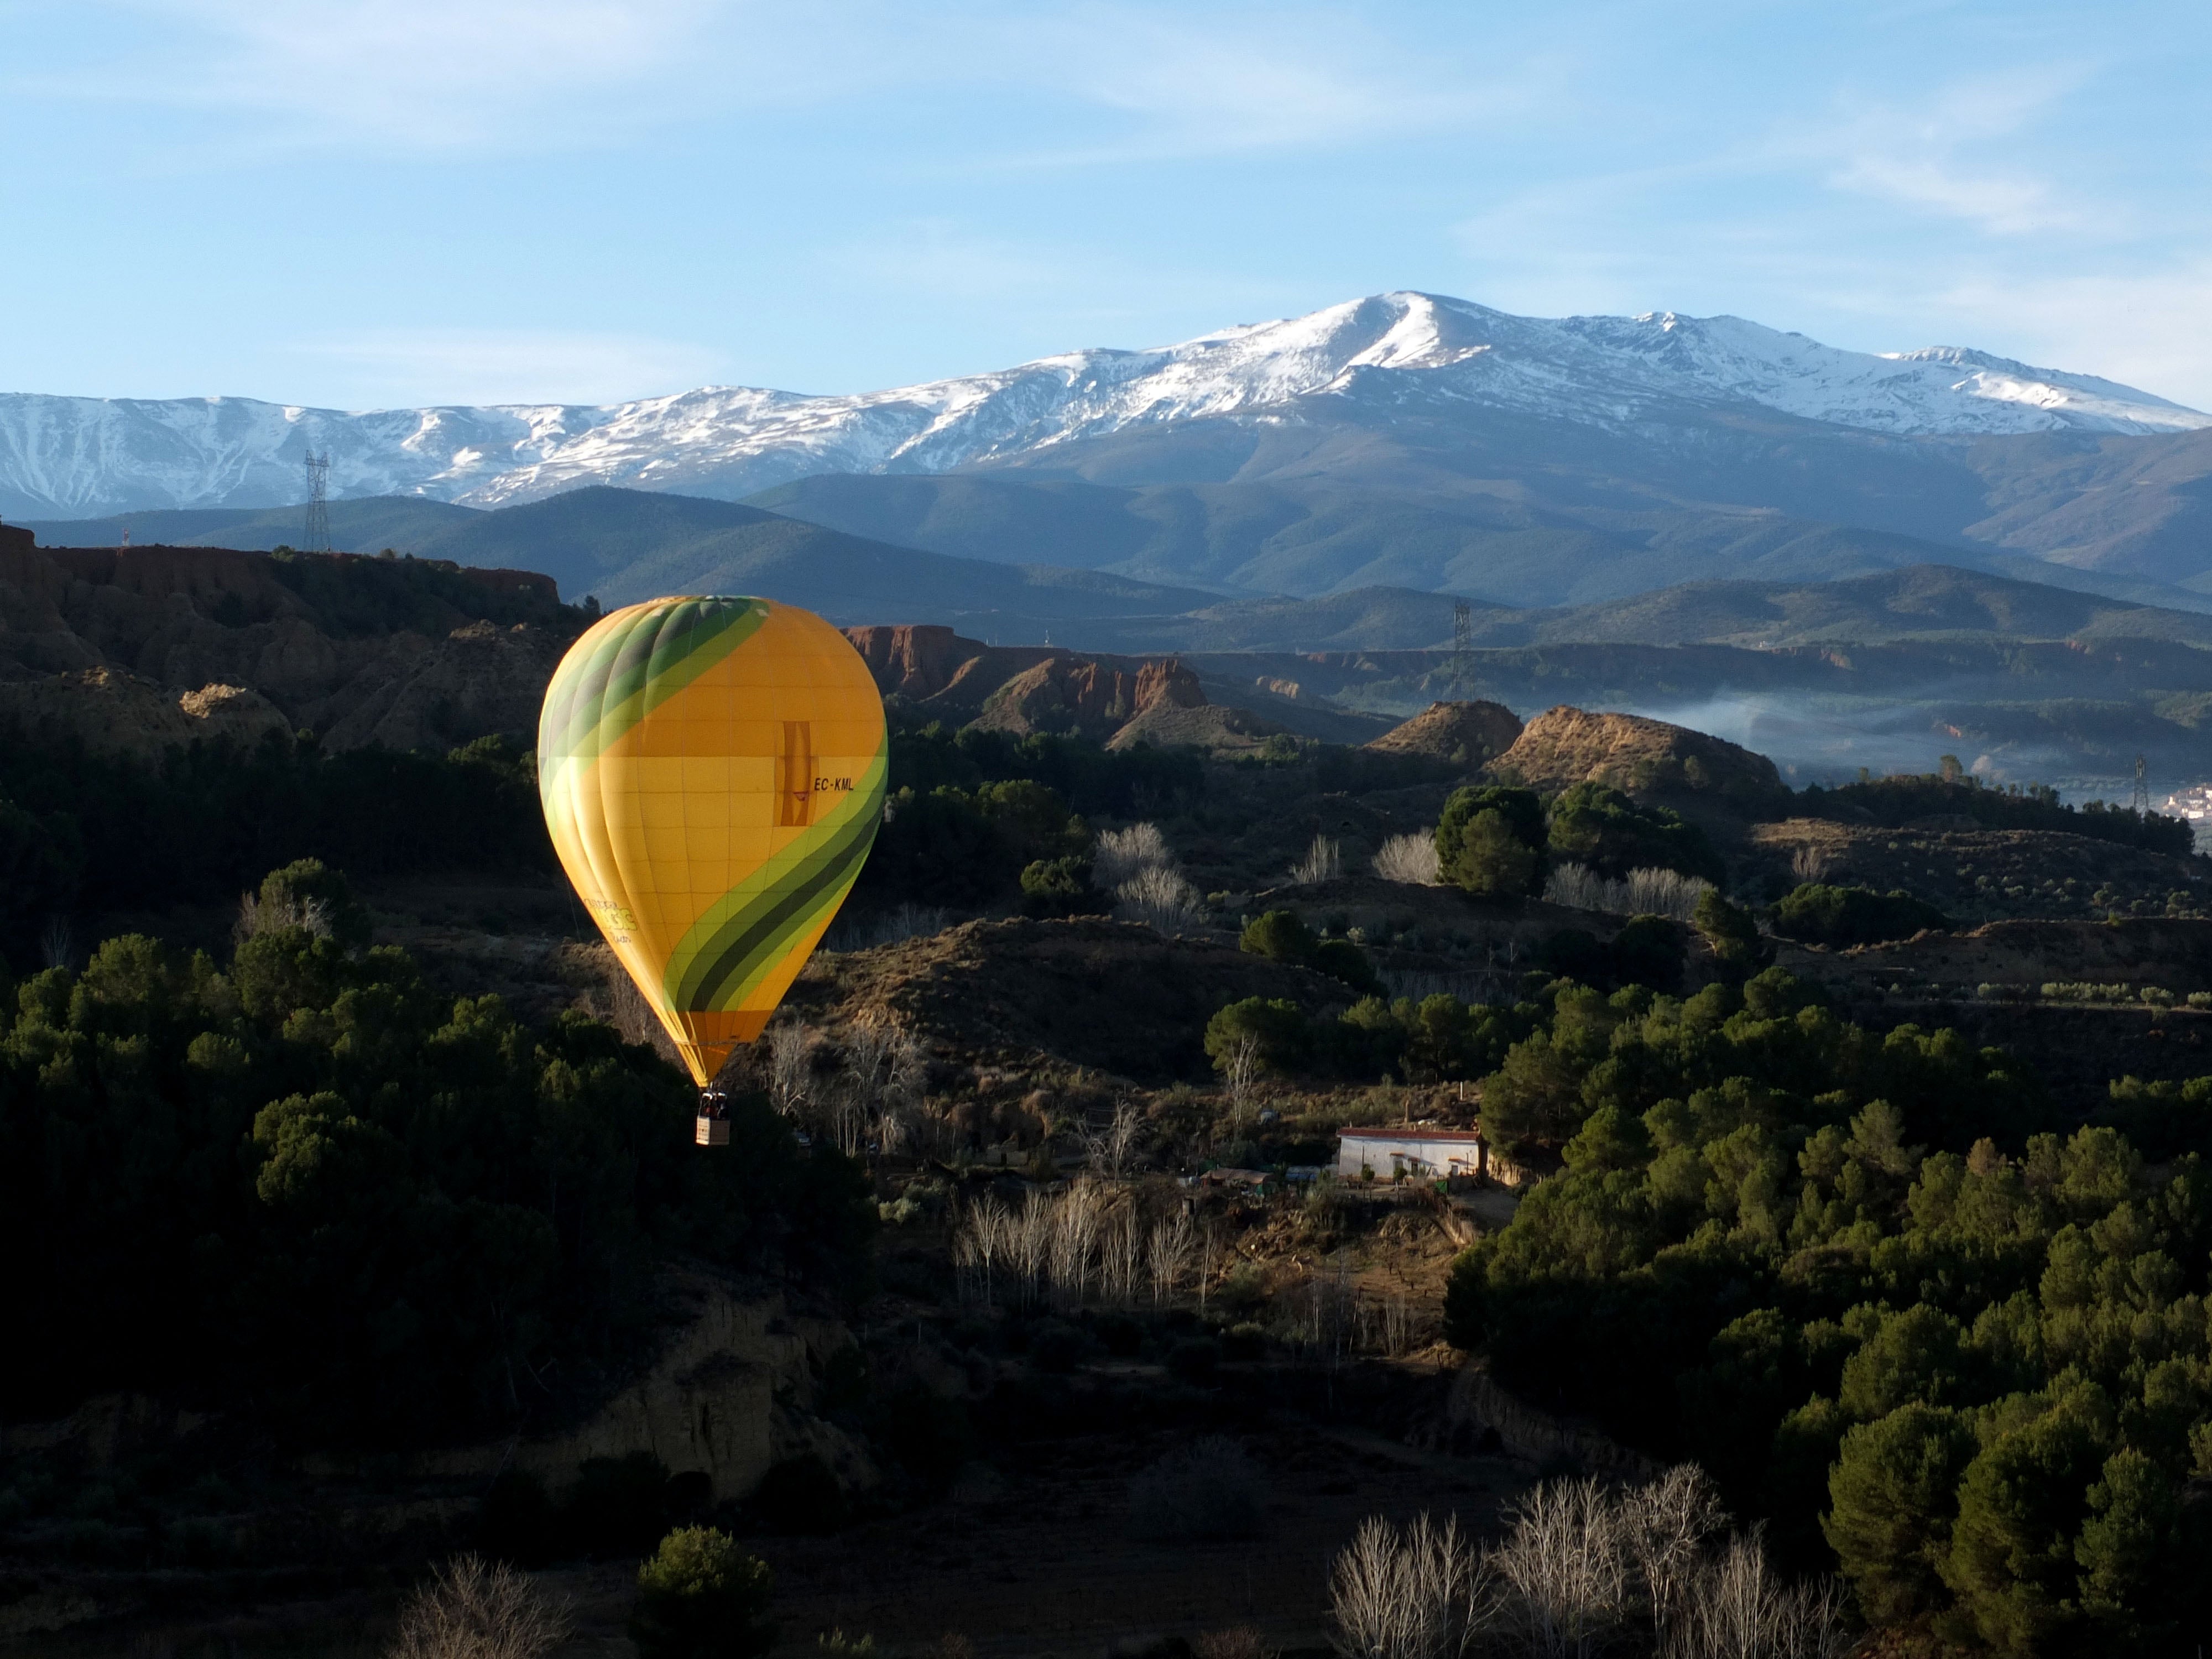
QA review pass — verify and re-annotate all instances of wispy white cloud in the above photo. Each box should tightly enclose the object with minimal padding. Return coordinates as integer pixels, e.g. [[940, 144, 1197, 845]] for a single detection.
[[20, 0, 727, 149], [1007, 7, 1550, 163], [1814, 70, 2112, 236], [292, 327, 729, 406], [20, 0, 1535, 161]]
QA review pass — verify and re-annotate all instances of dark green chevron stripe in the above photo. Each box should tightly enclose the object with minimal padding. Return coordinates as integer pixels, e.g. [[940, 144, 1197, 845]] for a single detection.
[[539, 597, 767, 771], [664, 750, 887, 1010]]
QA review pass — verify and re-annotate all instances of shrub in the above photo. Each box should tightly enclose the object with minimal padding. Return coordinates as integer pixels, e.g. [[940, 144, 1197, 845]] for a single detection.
[[1693, 889, 1767, 977], [1434, 786, 1545, 893], [389, 1553, 571, 1659], [1239, 909, 1378, 992], [1094, 822, 1175, 888], [1117, 865, 1204, 932], [629, 1527, 775, 1659], [1019, 855, 1097, 917], [244, 857, 373, 948], [1372, 832, 1440, 885], [1545, 781, 1723, 884], [1128, 1437, 1263, 1540], [1772, 883, 1951, 947], [1312, 938, 1382, 994], [1207, 998, 1313, 1077], [1435, 787, 1545, 895], [1240, 909, 1316, 963], [1288, 834, 1345, 885], [1543, 862, 1713, 921]]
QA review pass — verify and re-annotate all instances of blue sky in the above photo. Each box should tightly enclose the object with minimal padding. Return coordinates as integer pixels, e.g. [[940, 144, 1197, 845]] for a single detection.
[[6, 1, 2210, 410]]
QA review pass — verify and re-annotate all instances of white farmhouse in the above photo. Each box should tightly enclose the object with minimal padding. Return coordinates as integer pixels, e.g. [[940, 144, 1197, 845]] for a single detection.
[[1335, 1126, 1491, 1182]]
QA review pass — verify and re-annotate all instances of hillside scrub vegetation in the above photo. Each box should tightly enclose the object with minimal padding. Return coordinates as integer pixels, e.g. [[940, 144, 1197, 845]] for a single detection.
[[854, 716, 1204, 912], [1330, 1469, 1854, 1659], [1771, 882, 1954, 947], [1444, 967, 2211, 1652], [0, 727, 549, 964], [1798, 770, 2190, 856], [1432, 781, 1723, 901], [0, 863, 876, 1439]]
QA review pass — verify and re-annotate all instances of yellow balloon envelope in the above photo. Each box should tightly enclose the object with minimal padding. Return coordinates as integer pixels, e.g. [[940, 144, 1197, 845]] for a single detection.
[[537, 596, 887, 1087]]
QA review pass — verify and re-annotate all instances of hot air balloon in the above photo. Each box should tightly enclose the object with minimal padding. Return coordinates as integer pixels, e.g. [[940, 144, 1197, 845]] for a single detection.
[[538, 596, 888, 1144]]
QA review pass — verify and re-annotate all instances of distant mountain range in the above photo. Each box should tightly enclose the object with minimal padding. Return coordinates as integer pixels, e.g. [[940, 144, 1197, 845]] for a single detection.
[[11, 293, 2212, 605], [24, 488, 2212, 661], [15, 489, 1217, 637]]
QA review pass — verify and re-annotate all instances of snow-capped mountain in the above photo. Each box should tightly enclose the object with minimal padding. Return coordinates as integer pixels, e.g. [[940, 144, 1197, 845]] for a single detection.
[[5, 293, 2205, 519]]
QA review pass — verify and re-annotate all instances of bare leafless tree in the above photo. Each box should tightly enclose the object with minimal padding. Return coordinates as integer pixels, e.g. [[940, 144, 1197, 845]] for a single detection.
[[952, 1196, 1006, 1305], [1147, 1209, 1197, 1304], [1103, 1202, 1145, 1305], [1330, 1511, 1485, 1659], [1619, 1464, 1728, 1655], [1006, 1189, 1051, 1307], [1094, 822, 1175, 888], [1327, 1469, 1854, 1659], [1543, 864, 1713, 921], [765, 1018, 815, 1120], [838, 1013, 926, 1157], [1290, 834, 1344, 885], [1117, 865, 1203, 932], [1484, 1477, 1635, 1659], [386, 1554, 570, 1659], [236, 890, 332, 942], [1084, 1096, 1144, 1177], [1788, 845, 1832, 886], [1223, 1034, 1261, 1109], [1677, 1529, 1852, 1659], [1050, 1178, 1107, 1304], [1373, 831, 1441, 885]]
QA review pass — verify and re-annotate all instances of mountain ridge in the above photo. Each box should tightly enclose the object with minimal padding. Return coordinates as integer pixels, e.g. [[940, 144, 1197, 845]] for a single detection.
[[7, 293, 2203, 523]]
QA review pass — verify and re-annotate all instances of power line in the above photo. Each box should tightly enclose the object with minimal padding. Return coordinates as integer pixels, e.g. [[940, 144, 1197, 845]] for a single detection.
[[302, 450, 331, 553]]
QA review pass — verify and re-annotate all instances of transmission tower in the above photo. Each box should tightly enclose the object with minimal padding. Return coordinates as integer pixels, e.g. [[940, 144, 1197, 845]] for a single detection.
[[302, 450, 332, 552], [1452, 598, 1472, 656], [2131, 753, 2150, 816]]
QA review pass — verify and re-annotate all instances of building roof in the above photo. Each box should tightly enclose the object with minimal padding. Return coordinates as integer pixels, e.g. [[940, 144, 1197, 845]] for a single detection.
[[1337, 1126, 1488, 1144]]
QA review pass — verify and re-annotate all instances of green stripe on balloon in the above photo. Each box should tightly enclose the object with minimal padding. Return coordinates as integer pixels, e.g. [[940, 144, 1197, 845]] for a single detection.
[[539, 598, 767, 778], [662, 745, 888, 1010]]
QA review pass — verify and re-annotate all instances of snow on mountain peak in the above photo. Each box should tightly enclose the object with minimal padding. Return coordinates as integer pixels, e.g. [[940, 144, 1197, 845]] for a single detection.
[[3, 291, 2205, 518]]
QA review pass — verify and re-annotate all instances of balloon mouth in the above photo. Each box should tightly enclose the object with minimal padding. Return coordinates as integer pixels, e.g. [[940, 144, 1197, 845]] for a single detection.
[[669, 1009, 772, 1088]]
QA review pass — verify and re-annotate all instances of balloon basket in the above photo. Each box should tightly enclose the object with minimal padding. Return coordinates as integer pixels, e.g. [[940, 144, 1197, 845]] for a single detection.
[[696, 1115, 729, 1147]]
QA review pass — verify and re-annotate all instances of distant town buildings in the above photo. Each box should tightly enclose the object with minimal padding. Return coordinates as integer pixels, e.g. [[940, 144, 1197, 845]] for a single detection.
[[2160, 784, 2212, 853], [2161, 784, 2212, 821]]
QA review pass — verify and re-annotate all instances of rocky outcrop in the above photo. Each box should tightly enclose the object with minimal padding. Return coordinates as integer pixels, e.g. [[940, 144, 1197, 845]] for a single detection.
[[843, 623, 1245, 749], [1488, 705, 1788, 811], [1365, 700, 1522, 766], [0, 539, 582, 754], [972, 655, 1207, 741], [843, 623, 977, 701], [841, 623, 1063, 714], [3, 1274, 877, 1510], [1105, 700, 1288, 754], [0, 667, 290, 760], [407, 1275, 874, 1503]]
